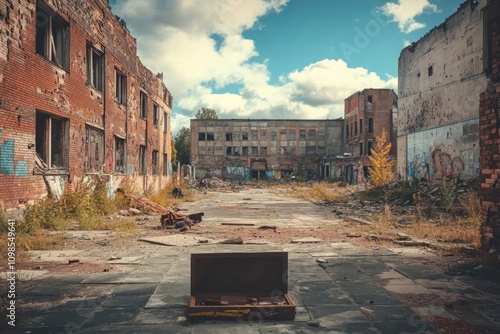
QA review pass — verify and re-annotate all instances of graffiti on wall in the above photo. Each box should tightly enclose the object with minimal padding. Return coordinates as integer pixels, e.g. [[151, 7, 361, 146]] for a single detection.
[[0, 129, 29, 177], [407, 119, 479, 180]]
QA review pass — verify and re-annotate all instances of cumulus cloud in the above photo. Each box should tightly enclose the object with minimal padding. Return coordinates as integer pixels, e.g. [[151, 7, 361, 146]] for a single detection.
[[112, 0, 397, 135], [379, 0, 439, 33]]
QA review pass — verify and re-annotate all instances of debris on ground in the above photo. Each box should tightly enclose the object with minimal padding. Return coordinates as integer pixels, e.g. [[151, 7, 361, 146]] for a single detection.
[[188, 177, 246, 191], [219, 236, 244, 244]]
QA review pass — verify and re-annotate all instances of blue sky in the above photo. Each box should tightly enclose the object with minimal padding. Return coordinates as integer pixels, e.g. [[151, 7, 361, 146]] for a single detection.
[[110, 0, 464, 134]]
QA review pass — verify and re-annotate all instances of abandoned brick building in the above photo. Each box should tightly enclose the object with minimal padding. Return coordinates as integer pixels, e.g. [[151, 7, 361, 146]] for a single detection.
[[323, 89, 398, 183], [480, 0, 500, 250], [190, 119, 344, 181], [397, 0, 487, 181], [0, 0, 173, 211]]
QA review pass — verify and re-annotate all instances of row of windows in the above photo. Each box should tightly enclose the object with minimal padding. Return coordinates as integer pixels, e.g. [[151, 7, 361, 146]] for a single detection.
[[36, 111, 168, 175], [346, 117, 373, 137], [199, 130, 318, 142], [359, 141, 374, 156], [36, 1, 171, 132], [199, 146, 322, 156]]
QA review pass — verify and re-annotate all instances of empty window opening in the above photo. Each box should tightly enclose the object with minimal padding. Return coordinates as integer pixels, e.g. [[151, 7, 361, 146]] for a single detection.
[[36, 111, 68, 170], [36, 1, 69, 70], [359, 119, 363, 133], [359, 143, 363, 156], [368, 118, 374, 133], [289, 147, 296, 155], [199, 132, 206, 141], [242, 132, 248, 140], [163, 154, 169, 175], [252, 146, 258, 155], [242, 146, 249, 155], [260, 131, 267, 141], [86, 125, 104, 172], [226, 147, 232, 155], [115, 136, 126, 174], [260, 147, 267, 155], [367, 141, 373, 156], [206, 133, 214, 141], [140, 91, 148, 119], [428, 66, 433, 76], [139, 145, 146, 175], [308, 130, 316, 141], [152, 150, 159, 175], [153, 103, 159, 127], [367, 95, 373, 103], [226, 133, 232, 141], [115, 69, 127, 104]]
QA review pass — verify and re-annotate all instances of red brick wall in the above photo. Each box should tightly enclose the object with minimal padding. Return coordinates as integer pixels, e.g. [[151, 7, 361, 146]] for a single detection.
[[0, 0, 172, 210], [480, 0, 500, 249]]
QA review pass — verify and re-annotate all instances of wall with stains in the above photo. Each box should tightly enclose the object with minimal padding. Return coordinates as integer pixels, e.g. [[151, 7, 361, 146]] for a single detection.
[[397, 0, 488, 179], [406, 119, 479, 180], [0, 0, 173, 210]]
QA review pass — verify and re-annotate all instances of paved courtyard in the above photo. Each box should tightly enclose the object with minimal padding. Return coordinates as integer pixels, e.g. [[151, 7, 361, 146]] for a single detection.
[[2, 188, 500, 333]]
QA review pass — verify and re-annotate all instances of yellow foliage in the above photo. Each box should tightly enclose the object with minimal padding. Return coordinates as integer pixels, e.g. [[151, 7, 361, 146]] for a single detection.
[[368, 129, 395, 187]]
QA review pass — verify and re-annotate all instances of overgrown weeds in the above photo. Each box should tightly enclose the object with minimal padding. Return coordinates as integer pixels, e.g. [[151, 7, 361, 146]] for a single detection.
[[149, 177, 194, 207], [287, 182, 351, 202]]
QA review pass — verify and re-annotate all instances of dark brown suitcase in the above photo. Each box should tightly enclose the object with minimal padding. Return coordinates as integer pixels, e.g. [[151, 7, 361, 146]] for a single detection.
[[189, 252, 296, 320]]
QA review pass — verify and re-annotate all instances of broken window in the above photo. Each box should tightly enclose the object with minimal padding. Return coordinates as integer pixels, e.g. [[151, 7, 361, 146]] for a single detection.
[[242, 146, 249, 155], [226, 147, 232, 155], [163, 111, 168, 133], [299, 130, 305, 141], [140, 91, 148, 119], [308, 130, 316, 141], [87, 43, 103, 91], [252, 146, 258, 155], [199, 132, 206, 141], [226, 133, 232, 141], [368, 118, 373, 133], [260, 131, 267, 141], [36, 1, 69, 71], [289, 147, 296, 155], [139, 145, 147, 175], [242, 132, 248, 140], [280, 146, 287, 155], [359, 143, 363, 155], [153, 103, 159, 127], [270, 131, 277, 141], [115, 69, 127, 104], [260, 147, 267, 155], [36, 111, 68, 170], [115, 136, 126, 174], [163, 154, 168, 175], [233, 147, 239, 155], [206, 133, 214, 141], [367, 141, 373, 156], [359, 119, 363, 134], [280, 131, 287, 141], [152, 150, 159, 175], [367, 95, 373, 103], [85, 125, 104, 172], [251, 131, 258, 141]]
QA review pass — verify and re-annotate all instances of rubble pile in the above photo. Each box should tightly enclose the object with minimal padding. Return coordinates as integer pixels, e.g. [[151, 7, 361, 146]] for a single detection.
[[191, 177, 245, 191]]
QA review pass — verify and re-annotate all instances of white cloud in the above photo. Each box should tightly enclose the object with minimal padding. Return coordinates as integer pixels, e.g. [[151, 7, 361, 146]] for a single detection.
[[112, 1, 397, 135], [379, 0, 439, 33]]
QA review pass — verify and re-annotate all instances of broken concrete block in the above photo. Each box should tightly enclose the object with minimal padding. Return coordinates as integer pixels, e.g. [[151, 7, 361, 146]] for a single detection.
[[219, 237, 244, 244]]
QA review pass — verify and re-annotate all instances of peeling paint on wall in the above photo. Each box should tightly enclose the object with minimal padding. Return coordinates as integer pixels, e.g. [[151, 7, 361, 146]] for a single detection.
[[407, 119, 479, 180], [15, 161, 29, 177]]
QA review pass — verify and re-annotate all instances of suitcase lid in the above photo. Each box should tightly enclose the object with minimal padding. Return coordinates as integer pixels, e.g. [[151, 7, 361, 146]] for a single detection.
[[191, 252, 288, 295]]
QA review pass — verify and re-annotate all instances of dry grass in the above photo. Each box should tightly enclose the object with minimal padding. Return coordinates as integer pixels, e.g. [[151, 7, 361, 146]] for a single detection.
[[149, 177, 195, 208], [284, 182, 352, 202]]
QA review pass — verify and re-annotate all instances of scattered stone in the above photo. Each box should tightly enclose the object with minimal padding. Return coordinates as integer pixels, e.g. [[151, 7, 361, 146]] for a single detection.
[[177, 316, 187, 322], [220, 236, 244, 244], [396, 232, 410, 241], [103, 268, 110, 272], [394, 240, 429, 247], [316, 259, 326, 264], [119, 210, 130, 216], [258, 225, 277, 231], [129, 208, 142, 215], [198, 239, 209, 244], [369, 234, 379, 241], [307, 320, 320, 328], [68, 259, 80, 264]]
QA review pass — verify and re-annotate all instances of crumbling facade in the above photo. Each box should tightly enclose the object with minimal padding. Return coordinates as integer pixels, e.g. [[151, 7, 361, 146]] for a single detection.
[[325, 89, 397, 182], [0, 0, 173, 211], [190, 119, 344, 181], [397, 0, 487, 181], [480, 0, 500, 250]]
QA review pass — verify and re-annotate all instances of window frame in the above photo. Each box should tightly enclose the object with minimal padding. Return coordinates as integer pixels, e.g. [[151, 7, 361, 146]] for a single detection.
[[86, 43, 103, 92], [140, 91, 148, 119], [153, 103, 159, 127], [115, 68, 127, 105], [85, 125, 104, 172], [36, 1, 70, 71], [114, 136, 126, 174], [152, 150, 159, 175], [35, 111, 69, 171], [139, 145, 147, 175]]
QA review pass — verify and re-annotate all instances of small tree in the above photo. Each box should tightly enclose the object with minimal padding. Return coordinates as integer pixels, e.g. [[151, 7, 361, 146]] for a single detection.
[[194, 107, 218, 119], [174, 127, 191, 165], [368, 129, 395, 187]]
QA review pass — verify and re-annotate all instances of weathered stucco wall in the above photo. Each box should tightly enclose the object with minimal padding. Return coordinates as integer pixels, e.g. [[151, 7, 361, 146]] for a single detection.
[[397, 0, 487, 179]]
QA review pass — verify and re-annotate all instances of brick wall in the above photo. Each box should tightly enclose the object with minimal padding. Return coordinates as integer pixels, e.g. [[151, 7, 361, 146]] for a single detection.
[[480, 0, 500, 249], [0, 0, 172, 211]]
